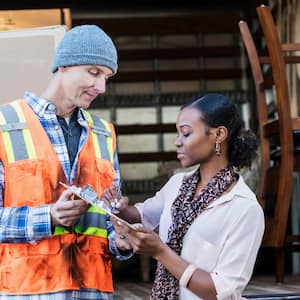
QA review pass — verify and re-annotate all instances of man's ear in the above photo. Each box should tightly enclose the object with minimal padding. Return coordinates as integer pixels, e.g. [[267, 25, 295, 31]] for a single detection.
[[58, 66, 67, 72]]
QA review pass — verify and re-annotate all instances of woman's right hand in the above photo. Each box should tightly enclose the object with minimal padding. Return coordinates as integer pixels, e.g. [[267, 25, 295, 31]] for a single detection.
[[101, 185, 129, 214]]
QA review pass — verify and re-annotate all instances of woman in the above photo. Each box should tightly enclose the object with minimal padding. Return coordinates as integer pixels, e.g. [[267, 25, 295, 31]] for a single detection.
[[104, 93, 264, 300]]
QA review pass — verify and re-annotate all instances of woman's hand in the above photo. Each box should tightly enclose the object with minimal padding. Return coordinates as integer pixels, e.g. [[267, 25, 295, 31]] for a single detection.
[[111, 218, 166, 259], [101, 186, 129, 214], [115, 233, 133, 251], [129, 226, 166, 259], [110, 214, 133, 251]]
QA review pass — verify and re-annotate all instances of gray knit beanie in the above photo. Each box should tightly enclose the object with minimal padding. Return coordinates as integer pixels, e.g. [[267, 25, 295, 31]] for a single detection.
[[51, 25, 118, 74]]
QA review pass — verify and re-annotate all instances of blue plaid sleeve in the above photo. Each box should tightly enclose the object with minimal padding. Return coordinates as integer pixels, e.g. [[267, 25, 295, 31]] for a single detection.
[[113, 150, 121, 188], [107, 151, 132, 260], [0, 162, 3, 200]]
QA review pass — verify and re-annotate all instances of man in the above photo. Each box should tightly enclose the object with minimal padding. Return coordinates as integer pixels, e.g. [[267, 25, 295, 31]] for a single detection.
[[0, 25, 131, 299]]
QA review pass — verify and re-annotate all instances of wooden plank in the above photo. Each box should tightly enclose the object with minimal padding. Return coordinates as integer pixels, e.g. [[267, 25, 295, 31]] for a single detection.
[[0, 0, 247, 11], [72, 15, 240, 36], [260, 56, 300, 64], [90, 90, 249, 109], [113, 68, 242, 82], [119, 151, 177, 162], [119, 46, 240, 60], [281, 43, 300, 51], [116, 123, 176, 135]]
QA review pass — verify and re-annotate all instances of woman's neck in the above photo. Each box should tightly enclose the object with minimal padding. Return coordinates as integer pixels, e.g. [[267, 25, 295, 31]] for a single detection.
[[198, 160, 229, 187]]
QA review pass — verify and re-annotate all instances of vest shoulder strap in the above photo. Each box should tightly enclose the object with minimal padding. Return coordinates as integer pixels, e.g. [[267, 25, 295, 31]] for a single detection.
[[0, 100, 36, 162], [84, 111, 115, 162]]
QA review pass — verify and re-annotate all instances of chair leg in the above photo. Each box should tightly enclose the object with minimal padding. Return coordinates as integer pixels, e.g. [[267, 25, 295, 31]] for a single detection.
[[275, 248, 285, 283]]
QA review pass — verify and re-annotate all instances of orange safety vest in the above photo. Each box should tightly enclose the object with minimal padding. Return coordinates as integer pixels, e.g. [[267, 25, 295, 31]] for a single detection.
[[0, 99, 116, 295]]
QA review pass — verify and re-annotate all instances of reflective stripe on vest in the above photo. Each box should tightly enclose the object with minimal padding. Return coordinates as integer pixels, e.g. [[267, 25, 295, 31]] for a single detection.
[[0, 101, 36, 162], [54, 205, 108, 237], [85, 111, 114, 162]]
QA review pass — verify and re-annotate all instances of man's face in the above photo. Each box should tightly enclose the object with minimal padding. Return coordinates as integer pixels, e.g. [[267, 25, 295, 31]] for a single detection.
[[59, 65, 113, 109]]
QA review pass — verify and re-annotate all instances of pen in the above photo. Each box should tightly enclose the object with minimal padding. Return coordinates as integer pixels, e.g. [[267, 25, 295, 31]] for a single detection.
[[111, 179, 122, 212]]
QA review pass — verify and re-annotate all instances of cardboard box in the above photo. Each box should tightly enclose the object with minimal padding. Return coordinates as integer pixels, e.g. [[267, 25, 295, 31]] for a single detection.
[[0, 9, 71, 31], [0, 25, 66, 103]]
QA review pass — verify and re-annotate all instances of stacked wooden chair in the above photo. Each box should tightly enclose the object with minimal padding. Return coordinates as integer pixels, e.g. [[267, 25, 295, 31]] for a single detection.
[[239, 5, 300, 282]]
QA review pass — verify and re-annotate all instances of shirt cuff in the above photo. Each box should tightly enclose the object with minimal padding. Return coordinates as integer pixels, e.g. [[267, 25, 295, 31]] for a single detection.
[[27, 204, 53, 242], [211, 272, 236, 300], [108, 233, 134, 261]]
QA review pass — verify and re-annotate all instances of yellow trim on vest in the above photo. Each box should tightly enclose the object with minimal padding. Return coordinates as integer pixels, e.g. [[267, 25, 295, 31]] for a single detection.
[[75, 225, 108, 237], [85, 112, 102, 158], [54, 206, 107, 236], [99, 118, 114, 163], [0, 111, 15, 163], [53, 226, 70, 235], [54, 224, 108, 238], [88, 205, 107, 214], [11, 101, 37, 160]]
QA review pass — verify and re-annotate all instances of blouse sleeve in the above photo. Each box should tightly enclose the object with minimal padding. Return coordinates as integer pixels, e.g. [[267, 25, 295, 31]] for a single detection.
[[210, 201, 265, 299]]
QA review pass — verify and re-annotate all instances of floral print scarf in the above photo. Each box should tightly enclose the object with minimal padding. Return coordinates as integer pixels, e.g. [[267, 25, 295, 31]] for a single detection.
[[150, 166, 237, 299]]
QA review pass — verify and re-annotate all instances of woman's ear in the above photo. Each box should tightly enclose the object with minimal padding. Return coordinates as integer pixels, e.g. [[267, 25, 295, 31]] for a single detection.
[[216, 126, 228, 142]]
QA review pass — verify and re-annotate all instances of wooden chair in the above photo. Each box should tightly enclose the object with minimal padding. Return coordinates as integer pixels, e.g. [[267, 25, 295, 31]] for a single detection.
[[239, 4, 300, 282]]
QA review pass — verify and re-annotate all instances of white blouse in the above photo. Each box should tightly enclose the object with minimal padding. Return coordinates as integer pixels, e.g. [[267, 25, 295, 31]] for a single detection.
[[135, 171, 265, 300]]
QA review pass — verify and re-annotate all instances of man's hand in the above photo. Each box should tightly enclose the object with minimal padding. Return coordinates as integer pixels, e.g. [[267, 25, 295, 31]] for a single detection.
[[50, 188, 89, 227]]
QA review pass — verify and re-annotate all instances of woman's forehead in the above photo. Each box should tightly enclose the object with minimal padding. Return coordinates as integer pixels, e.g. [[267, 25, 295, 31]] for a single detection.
[[178, 107, 202, 120], [177, 107, 205, 126]]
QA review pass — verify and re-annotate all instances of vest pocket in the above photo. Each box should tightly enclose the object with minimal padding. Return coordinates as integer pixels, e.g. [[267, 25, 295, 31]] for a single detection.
[[3, 239, 62, 292], [78, 235, 108, 255], [5, 159, 51, 206]]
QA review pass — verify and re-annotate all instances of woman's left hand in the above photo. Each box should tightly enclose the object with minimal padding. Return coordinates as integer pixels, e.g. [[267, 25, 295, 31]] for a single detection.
[[112, 216, 133, 251], [115, 234, 132, 251], [116, 221, 166, 259]]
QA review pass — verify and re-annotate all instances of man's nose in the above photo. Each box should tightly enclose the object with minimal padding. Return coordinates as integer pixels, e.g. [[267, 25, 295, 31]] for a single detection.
[[94, 76, 106, 93]]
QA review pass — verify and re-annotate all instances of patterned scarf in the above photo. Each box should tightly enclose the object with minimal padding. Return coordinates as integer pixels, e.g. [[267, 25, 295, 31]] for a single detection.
[[150, 166, 237, 300]]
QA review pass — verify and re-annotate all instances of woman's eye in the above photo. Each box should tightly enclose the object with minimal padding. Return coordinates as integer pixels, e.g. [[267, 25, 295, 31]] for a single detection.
[[183, 132, 190, 137]]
